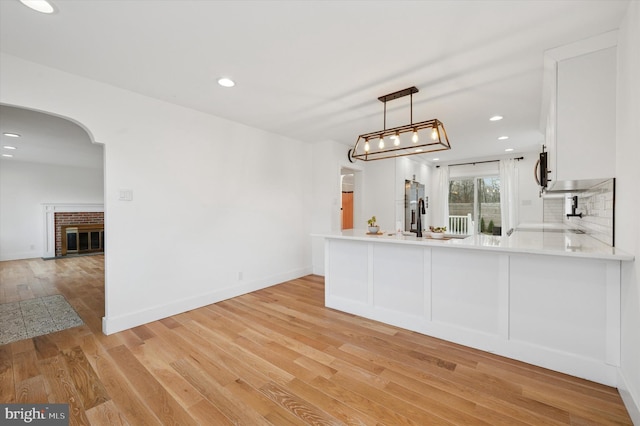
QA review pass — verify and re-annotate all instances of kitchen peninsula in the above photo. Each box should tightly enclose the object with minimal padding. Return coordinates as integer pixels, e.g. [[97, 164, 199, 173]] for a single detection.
[[317, 229, 633, 386]]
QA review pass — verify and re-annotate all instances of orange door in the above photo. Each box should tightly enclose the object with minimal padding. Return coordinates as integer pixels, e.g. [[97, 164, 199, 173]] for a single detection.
[[342, 192, 353, 229]]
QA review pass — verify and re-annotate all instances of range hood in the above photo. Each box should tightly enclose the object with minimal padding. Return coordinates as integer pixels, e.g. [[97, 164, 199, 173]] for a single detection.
[[544, 178, 611, 193]]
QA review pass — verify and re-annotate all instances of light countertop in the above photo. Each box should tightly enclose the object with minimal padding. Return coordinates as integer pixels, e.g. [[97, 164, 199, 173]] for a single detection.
[[314, 228, 634, 261]]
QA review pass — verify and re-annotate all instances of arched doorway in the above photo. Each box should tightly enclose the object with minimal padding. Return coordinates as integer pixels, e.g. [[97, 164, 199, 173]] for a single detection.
[[0, 104, 104, 261]]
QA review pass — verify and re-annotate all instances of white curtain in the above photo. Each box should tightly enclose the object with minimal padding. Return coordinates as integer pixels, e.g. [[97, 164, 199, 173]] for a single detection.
[[435, 166, 450, 229], [499, 158, 518, 236]]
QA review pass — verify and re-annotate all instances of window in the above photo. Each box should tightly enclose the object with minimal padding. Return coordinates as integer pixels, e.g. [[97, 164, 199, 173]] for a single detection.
[[449, 176, 501, 234]]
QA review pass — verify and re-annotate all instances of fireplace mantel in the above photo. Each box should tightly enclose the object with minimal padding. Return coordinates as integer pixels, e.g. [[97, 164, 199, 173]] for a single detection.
[[42, 203, 104, 258]]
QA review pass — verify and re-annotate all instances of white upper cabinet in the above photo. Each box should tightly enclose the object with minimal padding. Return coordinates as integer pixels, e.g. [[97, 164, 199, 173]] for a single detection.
[[542, 32, 617, 187]]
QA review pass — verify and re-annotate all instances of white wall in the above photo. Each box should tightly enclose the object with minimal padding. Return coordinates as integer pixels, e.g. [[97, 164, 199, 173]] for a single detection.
[[0, 53, 313, 334], [361, 159, 396, 232], [0, 160, 104, 261], [616, 1, 640, 422], [516, 154, 544, 225]]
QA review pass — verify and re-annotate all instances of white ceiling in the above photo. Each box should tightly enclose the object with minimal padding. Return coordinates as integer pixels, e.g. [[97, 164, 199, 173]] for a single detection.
[[0, 0, 630, 167]]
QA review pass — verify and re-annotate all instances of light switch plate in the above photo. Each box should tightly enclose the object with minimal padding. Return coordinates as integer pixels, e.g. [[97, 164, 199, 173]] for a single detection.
[[118, 189, 133, 201]]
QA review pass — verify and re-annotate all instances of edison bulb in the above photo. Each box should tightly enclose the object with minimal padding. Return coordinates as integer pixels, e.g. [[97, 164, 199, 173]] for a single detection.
[[378, 136, 385, 149], [364, 139, 370, 152], [412, 130, 419, 143], [393, 133, 400, 146], [431, 127, 439, 140]]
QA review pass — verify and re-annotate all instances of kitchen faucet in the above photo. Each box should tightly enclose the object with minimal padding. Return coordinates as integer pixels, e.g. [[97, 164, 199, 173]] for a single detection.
[[567, 195, 583, 218]]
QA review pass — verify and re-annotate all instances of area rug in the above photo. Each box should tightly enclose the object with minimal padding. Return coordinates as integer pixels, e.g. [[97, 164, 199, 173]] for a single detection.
[[0, 295, 84, 345]]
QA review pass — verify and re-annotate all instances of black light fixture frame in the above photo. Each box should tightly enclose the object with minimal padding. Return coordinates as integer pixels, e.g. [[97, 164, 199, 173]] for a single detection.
[[348, 86, 451, 162]]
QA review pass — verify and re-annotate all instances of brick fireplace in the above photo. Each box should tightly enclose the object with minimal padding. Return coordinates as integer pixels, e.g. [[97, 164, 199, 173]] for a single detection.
[[42, 203, 104, 258], [55, 212, 104, 256]]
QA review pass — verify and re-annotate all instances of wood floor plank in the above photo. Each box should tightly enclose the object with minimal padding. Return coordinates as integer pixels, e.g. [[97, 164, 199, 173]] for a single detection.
[[225, 378, 305, 426], [285, 377, 381, 425], [182, 318, 295, 387], [0, 256, 633, 425], [185, 398, 237, 426], [170, 356, 272, 425], [84, 400, 130, 426], [0, 344, 15, 403], [12, 350, 40, 383], [259, 381, 342, 425], [130, 324, 155, 342], [309, 374, 429, 425], [382, 379, 496, 426], [15, 375, 49, 404], [33, 334, 60, 360], [332, 370, 459, 425], [129, 336, 205, 408], [216, 296, 343, 352], [106, 344, 196, 425], [38, 355, 91, 426], [9, 338, 35, 355], [93, 348, 161, 426], [61, 345, 110, 410]]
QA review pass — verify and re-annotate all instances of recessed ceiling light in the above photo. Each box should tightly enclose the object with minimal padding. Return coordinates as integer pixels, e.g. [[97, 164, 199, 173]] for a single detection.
[[19, 0, 55, 14], [415, 148, 423, 153], [3, 146, 17, 150], [2, 154, 14, 158], [432, 158, 439, 161], [489, 115, 503, 121], [498, 136, 509, 140], [217, 77, 235, 88], [3, 133, 21, 138], [505, 148, 514, 152]]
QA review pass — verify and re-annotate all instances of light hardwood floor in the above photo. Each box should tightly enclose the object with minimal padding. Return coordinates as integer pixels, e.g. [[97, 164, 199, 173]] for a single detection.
[[0, 255, 633, 425]]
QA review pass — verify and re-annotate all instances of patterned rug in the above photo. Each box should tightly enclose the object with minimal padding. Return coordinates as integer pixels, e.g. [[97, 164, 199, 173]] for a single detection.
[[0, 295, 84, 345]]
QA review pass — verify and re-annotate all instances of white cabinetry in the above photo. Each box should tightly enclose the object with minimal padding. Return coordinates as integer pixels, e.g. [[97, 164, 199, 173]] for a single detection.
[[542, 32, 617, 187], [556, 47, 616, 181]]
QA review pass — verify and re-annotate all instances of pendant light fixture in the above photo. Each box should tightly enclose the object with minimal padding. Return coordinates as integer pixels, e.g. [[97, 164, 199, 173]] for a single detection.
[[348, 86, 451, 162]]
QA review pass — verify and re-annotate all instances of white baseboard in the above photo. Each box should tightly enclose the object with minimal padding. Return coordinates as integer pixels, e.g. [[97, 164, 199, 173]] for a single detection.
[[0, 251, 39, 261], [102, 266, 312, 335], [618, 368, 640, 425]]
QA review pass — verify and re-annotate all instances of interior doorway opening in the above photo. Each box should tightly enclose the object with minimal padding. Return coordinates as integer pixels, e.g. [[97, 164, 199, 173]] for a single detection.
[[0, 103, 106, 331], [340, 168, 362, 230], [341, 171, 354, 230]]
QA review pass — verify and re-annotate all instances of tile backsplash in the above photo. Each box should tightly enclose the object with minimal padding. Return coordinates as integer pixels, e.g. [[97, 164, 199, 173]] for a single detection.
[[543, 198, 565, 223], [564, 179, 615, 246]]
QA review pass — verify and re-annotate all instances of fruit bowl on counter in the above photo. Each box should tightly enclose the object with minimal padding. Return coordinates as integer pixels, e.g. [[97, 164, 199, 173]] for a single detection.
[[429, 226, 446, 239]]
